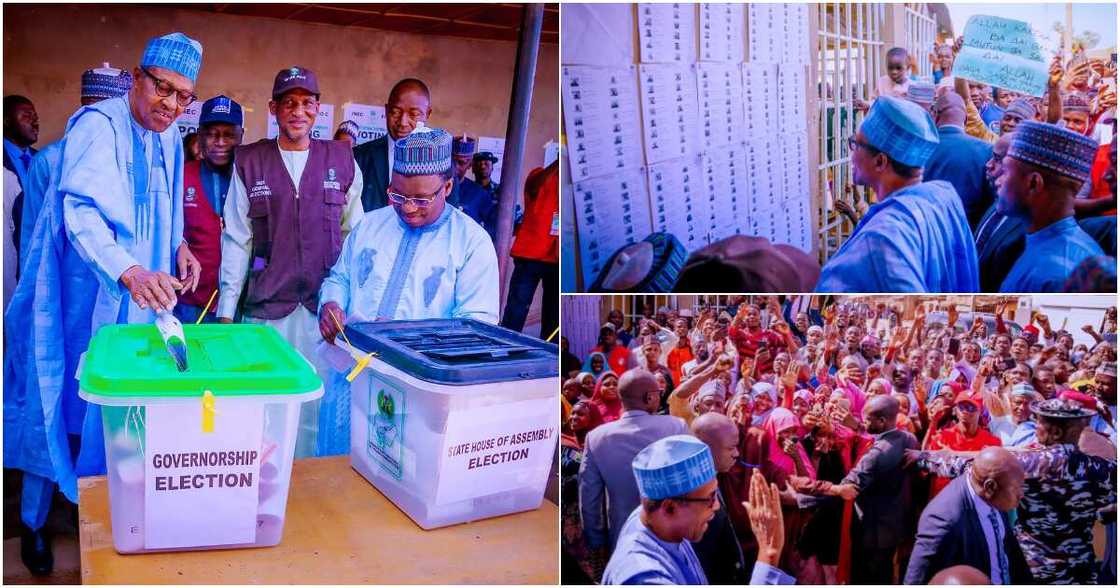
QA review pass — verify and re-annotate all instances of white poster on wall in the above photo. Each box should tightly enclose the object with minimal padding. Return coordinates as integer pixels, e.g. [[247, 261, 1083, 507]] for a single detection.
[[266, 103, 334, 141], [143, 400, 264, 549], [341, 103, 387, 145], [472, 136, 505, 184], [435, 397, 558, 505], [176, 102, 203, 137]]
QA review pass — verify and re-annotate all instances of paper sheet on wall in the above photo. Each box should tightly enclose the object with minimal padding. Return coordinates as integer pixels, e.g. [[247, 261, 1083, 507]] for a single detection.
[[638, 3, 696, 64], [701, 143, 749, 242], [639, 64, 699, 164], [696, 62, 745, 148], [699, 3, 744, 63], [747, 3, 776, 63], [143, 400, 264, 549], [572, 168, 653, 286], [743, 63, 779, 133], [175, 102, 202, 137], [341, 103, 387, 145], [561, 3, 635, 66], [473, 136, 506, 183], [562, 65, 645, 183], [267, 104, 334, 141], [778, 64, 808, 131], [648, 155, 706, 252]]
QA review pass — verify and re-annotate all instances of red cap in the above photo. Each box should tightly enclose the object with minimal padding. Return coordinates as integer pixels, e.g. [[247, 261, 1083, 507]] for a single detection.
[[1022, 325, 1039, 337], [954, 390, 980, 407], [1058, 389, 1098, 410]]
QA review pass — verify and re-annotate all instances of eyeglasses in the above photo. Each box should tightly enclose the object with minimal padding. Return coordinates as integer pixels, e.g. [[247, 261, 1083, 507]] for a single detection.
[[140, 67, 197, 107], [387, 184, 445, 209], [672, 490, 719, 508], [847, 136, 873, 153]]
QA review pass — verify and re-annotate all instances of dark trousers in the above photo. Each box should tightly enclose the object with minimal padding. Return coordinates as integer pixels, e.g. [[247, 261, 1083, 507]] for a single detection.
[[500, 258, 558, 340], [851, 545, 897, 584]]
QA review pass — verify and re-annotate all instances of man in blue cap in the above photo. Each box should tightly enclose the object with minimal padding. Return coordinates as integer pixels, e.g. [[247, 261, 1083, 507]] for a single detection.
[[815, 96, 979, 292], [218, 66, 364, 457], [450, 134, 491, 231], [176, 95, 243, 323], [317, 123, 498, 455], [996, 121, 1105, 292], [602, 434, 795, 585], [4, 32, 203, 575], [470, 150, 502, 241]]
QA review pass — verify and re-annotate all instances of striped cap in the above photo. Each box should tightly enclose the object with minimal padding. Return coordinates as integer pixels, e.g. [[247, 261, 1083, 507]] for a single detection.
[[140, 32, 203, 83], [1008, 120, 1098, 182], [632, 435, 716, 500], [861, 96, 940, 167], [393, 123, 452, 176], [590, 232, 687, 293], [905, 81, 936, 106], [1062, 93, 1092, 114], [81, 63, 132, 100]]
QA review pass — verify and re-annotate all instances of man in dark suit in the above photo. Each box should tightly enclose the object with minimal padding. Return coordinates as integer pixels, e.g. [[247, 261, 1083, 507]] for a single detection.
[[905, 446, 1032, 585], [3, 94, 39, 263], [790, 395, 919, 584], [579, 369, 689, 559], [926, 92, 995, 230], [353, 78, 458, 212], [691, 412, 750, 584]]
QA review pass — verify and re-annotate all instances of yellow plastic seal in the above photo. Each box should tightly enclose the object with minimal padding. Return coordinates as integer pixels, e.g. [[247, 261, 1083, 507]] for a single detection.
[[202, 389, 218, 433]]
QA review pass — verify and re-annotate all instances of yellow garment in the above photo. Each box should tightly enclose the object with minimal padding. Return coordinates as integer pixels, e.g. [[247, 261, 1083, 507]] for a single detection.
[[964, 98, 998, 143]]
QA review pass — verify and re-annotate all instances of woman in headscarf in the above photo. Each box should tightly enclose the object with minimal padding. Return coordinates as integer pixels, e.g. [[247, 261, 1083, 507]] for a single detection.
[[763, 407, 819, 582], [576, 372, 596, 400], [689, 379, 727, 418], [560, 400, 602, 582], [582, 352, 609, 378], [589, 371, 623, 423], [750, 381, 778, 427]]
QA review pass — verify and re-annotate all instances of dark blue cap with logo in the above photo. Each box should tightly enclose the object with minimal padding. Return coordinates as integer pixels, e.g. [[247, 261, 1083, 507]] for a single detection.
[[199, 95, 243, 127]]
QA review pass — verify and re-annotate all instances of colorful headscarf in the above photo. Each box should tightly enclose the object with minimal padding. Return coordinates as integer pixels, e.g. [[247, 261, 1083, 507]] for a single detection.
[[590, 371, 623, 423], [764, 408, 817, 481]]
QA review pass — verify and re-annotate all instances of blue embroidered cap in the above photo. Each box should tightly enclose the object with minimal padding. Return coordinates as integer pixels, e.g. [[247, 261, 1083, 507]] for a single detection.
[[393, 123, 453, 176], [632, 435, 716, 500], [199, 95, 243, 127], [860, 96, 940, 167], [905, 81, 936, 106], [336, 120, 360, 142], [140, 32, 203, 83], [81, 63, 132, 100], [1008, 120, 1098, 182]]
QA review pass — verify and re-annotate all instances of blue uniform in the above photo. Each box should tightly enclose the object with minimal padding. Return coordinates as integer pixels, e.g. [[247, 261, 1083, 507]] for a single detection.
[[1000, 216, 1104, 292], [816, 181, 979, 293]]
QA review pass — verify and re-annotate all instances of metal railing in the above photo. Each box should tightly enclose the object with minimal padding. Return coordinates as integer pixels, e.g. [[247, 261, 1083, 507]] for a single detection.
[[815, 2, 884, 262], [906, 3, 937, 80]]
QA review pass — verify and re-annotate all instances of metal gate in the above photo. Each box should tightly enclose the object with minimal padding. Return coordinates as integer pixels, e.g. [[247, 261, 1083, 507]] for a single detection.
[[906, 3, 938, 80], [814, 2, 885, 262]]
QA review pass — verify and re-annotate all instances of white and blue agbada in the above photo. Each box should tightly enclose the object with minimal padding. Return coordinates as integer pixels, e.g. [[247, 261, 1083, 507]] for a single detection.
[[816, 97, 979, 293], [989, 385, 1042, 447], [3, 33, 198, 531], [998, 121, 1104, 293], [20, 64, 133, 257], [315, 125, 499, 456]]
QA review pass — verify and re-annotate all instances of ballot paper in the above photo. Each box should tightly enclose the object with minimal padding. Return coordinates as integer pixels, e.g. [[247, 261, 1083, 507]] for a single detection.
[[699, 3, 744, 63], [572, 168, 653, 286], [696, 63, 746, 148], [639, 64, 699, 164], [638, 3, 697, 64], [562, 65, 645, 183]]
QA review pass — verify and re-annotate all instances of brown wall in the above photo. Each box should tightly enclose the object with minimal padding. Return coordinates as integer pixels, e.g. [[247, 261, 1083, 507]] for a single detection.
[[3, 3, 558, 190]]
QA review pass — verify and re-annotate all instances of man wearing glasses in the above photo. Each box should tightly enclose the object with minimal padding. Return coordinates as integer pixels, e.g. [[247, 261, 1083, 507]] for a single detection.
[[814, 96, 979, 293], [4, 32, 203, 575], [315, 123, 498, 455], [218, 66, 364, 458]]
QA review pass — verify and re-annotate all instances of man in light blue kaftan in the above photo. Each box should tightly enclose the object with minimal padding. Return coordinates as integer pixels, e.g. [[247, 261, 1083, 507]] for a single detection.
[[815, 96, 979, 293], [18, 64, 133, 258], [315, 124, 499, 456], [2, 33, 202, 575], [995, 121, 1106, 292], [601, 435, 796, 585]]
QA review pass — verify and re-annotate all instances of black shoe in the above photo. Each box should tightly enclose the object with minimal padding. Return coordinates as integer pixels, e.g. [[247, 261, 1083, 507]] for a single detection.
[[20, 528, 53, 576]]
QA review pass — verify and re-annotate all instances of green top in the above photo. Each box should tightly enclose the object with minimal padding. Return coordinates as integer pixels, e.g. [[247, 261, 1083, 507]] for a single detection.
[[80, 324, 322, 399]]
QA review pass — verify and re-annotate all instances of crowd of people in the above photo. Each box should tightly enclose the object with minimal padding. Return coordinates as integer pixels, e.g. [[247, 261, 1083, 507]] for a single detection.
[[2, 31, 558, 576], [595, 38, 1117, 294], [560, 296, 1117, 584]]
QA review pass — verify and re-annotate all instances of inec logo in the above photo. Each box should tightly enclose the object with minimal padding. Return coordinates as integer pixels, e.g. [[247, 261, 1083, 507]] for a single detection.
[[328, 168, 336, 181], [211, 97, 231, 114], [185, 186, 196, 202]]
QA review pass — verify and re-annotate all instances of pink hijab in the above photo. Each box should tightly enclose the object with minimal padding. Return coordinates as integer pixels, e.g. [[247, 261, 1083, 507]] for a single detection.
[[764, 408, 817, 480]]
